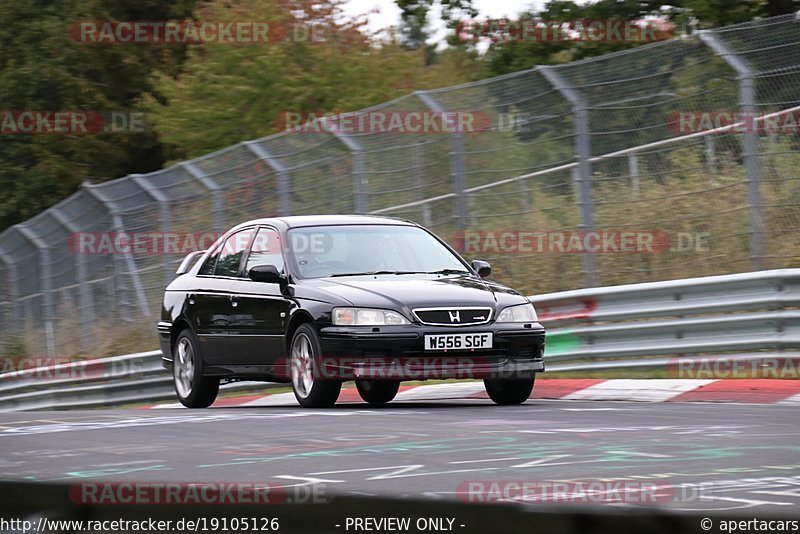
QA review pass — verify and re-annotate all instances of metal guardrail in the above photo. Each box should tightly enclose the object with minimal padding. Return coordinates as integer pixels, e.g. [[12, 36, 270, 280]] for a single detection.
[[0, 351, 281, 411], [1, 269, 799, 411], [532, 268, 800, 370]]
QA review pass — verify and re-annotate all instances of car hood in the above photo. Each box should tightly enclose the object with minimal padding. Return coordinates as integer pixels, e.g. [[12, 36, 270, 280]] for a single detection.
[[301, 274, 526, 313]]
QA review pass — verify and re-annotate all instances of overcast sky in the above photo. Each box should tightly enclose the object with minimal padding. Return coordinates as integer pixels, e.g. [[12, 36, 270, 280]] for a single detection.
[[342, 0, 546, 41]]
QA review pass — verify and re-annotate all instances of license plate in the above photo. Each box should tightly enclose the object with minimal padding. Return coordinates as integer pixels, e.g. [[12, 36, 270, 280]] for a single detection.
[[424, 333, 493, 351]]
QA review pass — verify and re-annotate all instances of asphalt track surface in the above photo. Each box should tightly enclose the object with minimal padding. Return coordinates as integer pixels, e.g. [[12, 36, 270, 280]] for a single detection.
[[1, 398, 799, 515]]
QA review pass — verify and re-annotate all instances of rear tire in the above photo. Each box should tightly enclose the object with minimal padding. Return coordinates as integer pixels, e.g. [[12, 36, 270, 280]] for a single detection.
[[483, 376, 535, 405], [290, 324, 341, 408], [356, 380, 400, 405], [173, 329, 219, 408]]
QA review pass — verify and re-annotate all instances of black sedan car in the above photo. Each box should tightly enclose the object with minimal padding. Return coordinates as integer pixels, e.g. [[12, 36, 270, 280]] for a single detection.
[[158, 215, 545, 408]]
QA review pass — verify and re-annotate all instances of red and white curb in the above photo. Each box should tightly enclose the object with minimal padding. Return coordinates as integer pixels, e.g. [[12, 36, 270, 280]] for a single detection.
[[144, 379, 800, 409]]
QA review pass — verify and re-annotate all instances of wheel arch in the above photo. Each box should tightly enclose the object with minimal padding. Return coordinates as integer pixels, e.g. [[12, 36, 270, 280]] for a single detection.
[[286, 310, 315, 349], [171, 318, 193, 349]]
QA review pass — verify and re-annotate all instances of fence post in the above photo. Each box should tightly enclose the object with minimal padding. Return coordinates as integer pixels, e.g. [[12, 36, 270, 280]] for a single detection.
[[416, 90, 467, 230], [705, 135, 718, 177], [698, 30, 764, 270], [82, 182, 151, 320], [318, 122, 368, 214], [0, 242, 22, 335], [539, 66, 597, 288], [411, 141, 433, 226], [48, 208, 92, 352], [15, 224, 55, 358], [130, 174, 173, 287], [242, 142, 293, 216], [628, 152, 640, 198], [180, 161, 227, 234]]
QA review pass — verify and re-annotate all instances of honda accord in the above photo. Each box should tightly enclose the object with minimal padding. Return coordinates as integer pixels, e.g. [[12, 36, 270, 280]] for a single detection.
[[157, 215, 545, 408]]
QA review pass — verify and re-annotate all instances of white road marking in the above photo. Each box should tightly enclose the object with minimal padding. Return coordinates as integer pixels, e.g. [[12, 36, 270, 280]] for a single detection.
[[239, 392, 298, 407], [778, 393, 800, 405], [511, 455, 574, 468], [604, 450, 673, 458], [562, 379, 718, 402], [560, 407, 635, 411], [142, 378, 799, 408], [449, 457, 525, 464], [394, 382, 484, 401], [273, 475, 345, 484]]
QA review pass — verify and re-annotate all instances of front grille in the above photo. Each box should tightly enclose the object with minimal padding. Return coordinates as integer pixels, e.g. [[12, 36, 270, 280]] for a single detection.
[[413, 307, 492, 326]]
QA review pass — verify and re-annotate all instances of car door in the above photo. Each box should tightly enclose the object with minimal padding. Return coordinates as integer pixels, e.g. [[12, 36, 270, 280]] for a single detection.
[[190, 227, 254, 366], [228, 226, 292, 370]]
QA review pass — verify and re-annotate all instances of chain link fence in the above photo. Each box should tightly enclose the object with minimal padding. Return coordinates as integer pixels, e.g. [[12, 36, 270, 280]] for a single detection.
[[1, 14, 799, 358]]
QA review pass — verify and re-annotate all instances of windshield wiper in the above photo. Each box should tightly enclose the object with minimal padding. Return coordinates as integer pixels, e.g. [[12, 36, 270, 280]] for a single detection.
[[329, 269, 470, 277], [330, 270, 414, 277], [423, 269, 470, 275]]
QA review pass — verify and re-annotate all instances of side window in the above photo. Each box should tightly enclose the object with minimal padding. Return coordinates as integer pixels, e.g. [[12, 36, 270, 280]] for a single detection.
[[246, 228, 284, 274], [214, 229, 254, 277], [198, 249, 220, 276]]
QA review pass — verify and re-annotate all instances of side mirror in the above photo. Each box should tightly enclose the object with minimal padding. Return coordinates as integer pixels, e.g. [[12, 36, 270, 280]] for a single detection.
[[472, 260, 491, 279], [248, 264, 285, 284]]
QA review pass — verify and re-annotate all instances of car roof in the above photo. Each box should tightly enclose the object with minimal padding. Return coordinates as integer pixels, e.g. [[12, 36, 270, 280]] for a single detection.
[[232, 214, 417, 231]]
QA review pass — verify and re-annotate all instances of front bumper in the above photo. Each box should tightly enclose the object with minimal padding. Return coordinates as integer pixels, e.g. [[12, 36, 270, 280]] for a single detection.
[[317, 323, 545, 380], [157, 321, 173, 368]]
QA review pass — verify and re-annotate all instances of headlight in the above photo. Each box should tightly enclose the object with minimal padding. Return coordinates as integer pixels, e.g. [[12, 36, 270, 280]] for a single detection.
[[496, 303, 538, 322], [332, 307, 409, 326]]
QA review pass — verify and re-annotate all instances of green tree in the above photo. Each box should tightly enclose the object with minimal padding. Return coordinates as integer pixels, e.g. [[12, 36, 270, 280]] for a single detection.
[[396, 0, 431, 50], [0, 0, 196, 231], [143, 0, 481, 160], [395, 0, 478, 64], [482, 0, 799, 77], [396, 0, 478, 48]]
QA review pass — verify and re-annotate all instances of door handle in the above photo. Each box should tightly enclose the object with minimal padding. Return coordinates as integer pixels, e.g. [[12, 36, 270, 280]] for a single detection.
[[188, 294, 196, 305], [230, 295, 239, 308]]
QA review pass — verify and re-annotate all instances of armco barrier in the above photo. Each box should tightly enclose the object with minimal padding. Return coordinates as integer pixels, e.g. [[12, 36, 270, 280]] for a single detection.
[[1, 269, 799, 411], [531, 268, 800, 369], [0, 350, 281, 411]]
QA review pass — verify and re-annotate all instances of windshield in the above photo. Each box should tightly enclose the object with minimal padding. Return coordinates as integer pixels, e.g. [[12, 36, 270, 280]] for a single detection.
[[287, 224, 468, 279]]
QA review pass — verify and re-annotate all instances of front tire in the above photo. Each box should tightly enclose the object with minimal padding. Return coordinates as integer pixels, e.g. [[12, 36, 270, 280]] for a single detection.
[[356, 380, 400, 405], [483, 376, 535, 405], [173, 329, 219, 408], [290, 324, 341, 408]]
